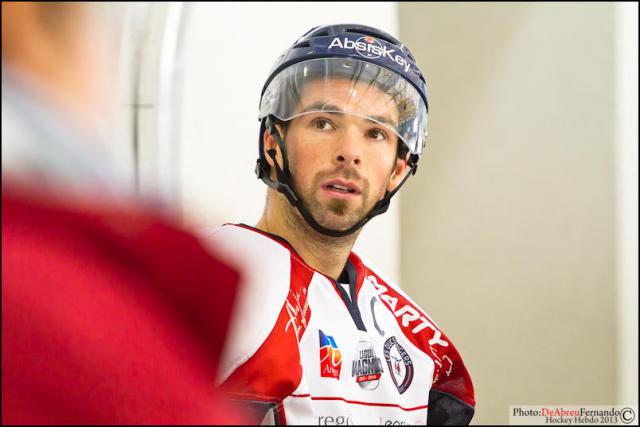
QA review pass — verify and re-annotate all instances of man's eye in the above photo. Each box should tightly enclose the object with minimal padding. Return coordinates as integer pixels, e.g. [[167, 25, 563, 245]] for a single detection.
[[312, 118, 333, 130], [368, 128, 388, 141]]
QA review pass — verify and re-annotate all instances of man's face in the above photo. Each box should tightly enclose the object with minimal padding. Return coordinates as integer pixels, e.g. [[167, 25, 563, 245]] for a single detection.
[[267, 78, 409, 232]]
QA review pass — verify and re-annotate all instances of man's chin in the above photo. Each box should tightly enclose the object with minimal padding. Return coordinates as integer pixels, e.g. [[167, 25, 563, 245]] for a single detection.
[[298, 196, 368, 233], [313, 210, 365, 233]]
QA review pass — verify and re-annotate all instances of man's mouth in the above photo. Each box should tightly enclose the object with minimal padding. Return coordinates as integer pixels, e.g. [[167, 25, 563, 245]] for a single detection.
[[326, 184, 355, 193], [322, 180, 361, 195]]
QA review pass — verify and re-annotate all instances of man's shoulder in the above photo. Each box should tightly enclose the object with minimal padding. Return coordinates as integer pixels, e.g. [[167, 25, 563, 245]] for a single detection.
[[200, 223, 266, 246], [201, 223, 288, 251], [199, 223, 297, 385], [198, 223, 294, 313], [354, 250, 446, 342], [353, 251, 413, 303], [200, 223, 293, 268]]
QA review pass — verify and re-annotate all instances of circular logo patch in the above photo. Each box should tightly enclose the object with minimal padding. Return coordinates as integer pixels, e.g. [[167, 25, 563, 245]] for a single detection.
[[383, 336, 414, 394]]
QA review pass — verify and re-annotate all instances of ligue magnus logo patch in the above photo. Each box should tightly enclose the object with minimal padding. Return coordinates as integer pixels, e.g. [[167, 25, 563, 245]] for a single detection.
[[383, 336, 414, 394], [319, 330, 342, 379], [351, 340, 384, 390]]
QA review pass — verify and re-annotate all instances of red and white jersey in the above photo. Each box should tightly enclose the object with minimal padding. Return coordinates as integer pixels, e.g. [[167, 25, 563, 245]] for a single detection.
[[202, 224, 475, 425]]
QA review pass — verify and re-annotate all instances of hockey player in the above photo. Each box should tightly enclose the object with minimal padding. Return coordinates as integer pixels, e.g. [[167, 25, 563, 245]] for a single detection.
[[203, 24, 475, 425]]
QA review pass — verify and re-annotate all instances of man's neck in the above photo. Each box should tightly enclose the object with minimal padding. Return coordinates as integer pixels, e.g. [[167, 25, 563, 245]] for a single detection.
[[255, 195, 358, 281]]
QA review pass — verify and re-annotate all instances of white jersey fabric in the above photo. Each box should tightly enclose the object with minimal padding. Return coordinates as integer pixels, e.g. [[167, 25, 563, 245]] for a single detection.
[[202, 224, 475, 425]]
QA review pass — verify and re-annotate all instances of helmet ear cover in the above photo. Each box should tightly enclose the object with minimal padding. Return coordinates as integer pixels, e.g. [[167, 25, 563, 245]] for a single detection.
[[255, 116, 299, 207]]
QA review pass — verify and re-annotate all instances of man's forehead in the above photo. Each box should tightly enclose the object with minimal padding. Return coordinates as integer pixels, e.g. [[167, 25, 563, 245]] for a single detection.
[[300, 78, 390, 99]]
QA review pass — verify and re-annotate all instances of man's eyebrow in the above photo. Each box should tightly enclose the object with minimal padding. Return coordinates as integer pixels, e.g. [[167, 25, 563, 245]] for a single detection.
[[365, 114, 397, 128], [300, 102, 398, 128]]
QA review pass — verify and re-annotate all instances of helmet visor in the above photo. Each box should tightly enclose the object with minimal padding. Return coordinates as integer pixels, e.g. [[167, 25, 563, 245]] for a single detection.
[[259, 58, 428, 155]]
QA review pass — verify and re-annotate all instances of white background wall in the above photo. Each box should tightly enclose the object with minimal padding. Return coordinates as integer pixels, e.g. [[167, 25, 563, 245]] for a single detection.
[[398, 2, 638, 423], [177, 2, 400, 278], [614, 1, 638, 408]]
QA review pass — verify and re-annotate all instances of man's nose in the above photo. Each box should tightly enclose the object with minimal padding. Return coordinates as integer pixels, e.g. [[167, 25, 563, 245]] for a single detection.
[[334, 125, 362, 166]]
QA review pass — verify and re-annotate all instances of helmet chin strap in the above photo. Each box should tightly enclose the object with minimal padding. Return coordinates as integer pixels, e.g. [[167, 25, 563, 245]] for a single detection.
[[255, 116, 418, 238]]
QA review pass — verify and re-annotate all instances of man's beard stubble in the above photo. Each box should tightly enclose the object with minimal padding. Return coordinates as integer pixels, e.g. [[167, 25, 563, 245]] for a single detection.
[[294, 165, 375, 232]]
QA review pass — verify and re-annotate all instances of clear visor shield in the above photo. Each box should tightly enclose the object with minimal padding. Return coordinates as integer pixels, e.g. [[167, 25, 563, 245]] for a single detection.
[[259, 58, 428, 156]]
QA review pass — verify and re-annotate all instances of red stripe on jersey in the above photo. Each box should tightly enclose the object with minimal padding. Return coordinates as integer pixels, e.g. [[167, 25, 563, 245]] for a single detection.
[[365, 270, 476, 408], [289, 395, 428, 412], [221, 249, 314, 402], [346, 252, 367, 302]]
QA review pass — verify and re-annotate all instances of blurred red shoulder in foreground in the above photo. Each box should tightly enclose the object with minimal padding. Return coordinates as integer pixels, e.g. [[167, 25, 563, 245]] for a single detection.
[[1, 178, 253, 424]]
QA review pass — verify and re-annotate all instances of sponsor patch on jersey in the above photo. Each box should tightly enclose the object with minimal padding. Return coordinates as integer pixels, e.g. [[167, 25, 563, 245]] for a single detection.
[[383, 336, 414, 394], [351, 340, 384, 390], [319, 330, 342, 379]]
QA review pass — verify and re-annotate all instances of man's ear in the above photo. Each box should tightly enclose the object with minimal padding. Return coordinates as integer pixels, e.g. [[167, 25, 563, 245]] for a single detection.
[[387, 156, 409, 192], [263, 125, 284, 169]]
